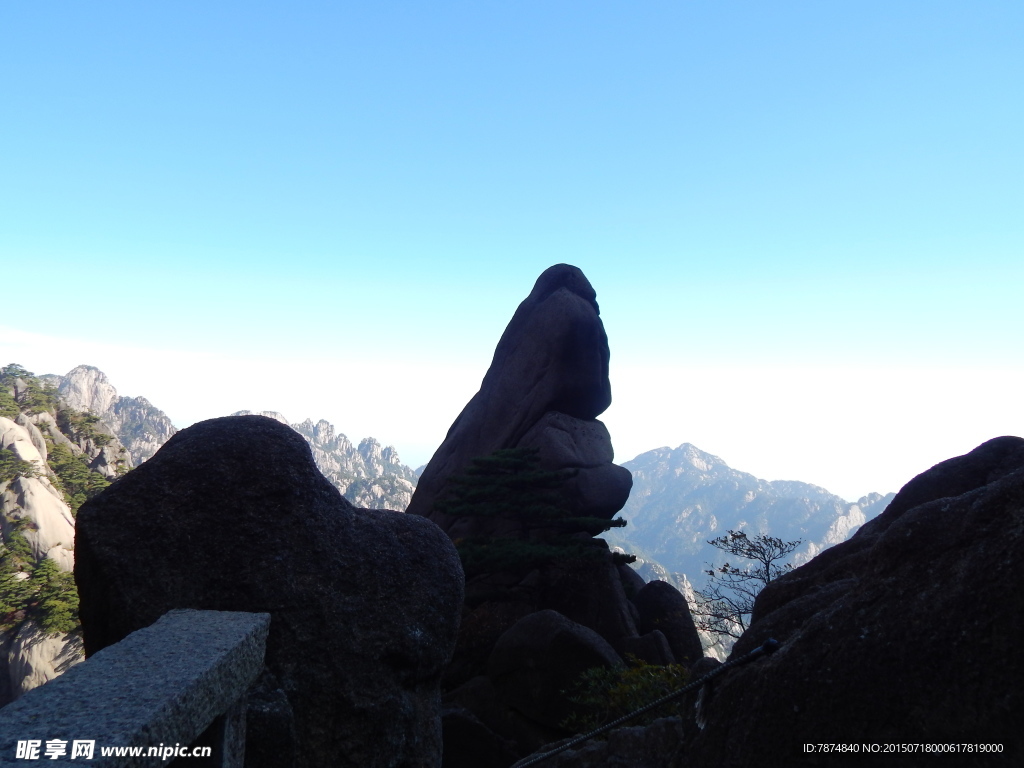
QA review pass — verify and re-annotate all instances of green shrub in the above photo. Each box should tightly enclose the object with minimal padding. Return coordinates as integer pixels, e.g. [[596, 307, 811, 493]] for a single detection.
[[0, 546, 80, 636], [0, 389, 18, 420], [57, 407, 111, 446], [47, 444, 110, 515], [0, 365, 59, 415], [0, 448, 41, 484], [0, 565, 33, 631], [3, 519, 37, 569], [561, 657, 692, 734], [30, 558, 79, 636]]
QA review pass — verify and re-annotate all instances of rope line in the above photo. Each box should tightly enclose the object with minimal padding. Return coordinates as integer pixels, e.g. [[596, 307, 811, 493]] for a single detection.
[[509, 638, 780, 768]]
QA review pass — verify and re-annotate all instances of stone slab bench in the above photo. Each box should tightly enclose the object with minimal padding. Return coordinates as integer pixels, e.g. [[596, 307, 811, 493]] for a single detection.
[[0, 609, 270, 767]]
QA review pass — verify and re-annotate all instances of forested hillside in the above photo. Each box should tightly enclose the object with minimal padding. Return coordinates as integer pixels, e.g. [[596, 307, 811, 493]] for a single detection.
[[0, 364, 132, 703]]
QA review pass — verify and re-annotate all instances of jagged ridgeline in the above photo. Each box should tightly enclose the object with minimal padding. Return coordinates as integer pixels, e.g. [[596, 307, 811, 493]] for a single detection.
[[231, 411, 418, 510], [40, 366, 419, 511], [605, 443, 895, 587]]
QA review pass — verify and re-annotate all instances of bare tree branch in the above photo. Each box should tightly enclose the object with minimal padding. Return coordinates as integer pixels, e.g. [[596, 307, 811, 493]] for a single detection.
[[692, 529, 802, 644]]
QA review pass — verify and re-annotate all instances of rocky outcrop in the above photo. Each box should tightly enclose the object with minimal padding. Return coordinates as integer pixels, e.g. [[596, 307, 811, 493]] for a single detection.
[[526, 436, 1024, 766], [0, 377, 92, 705], [233, 410, 419, 510], [108, 395, 177, 465], [47, 366, 118, 416], [44, 365, 177, 467], [75, 414, 464, 768], [407, 264, 630, 528], [407, 266, 637, 635], [6, 620, 84, 699], [529, 716, 688, 768], [0, 417, 75, 569], [407, 267, 703, 766]]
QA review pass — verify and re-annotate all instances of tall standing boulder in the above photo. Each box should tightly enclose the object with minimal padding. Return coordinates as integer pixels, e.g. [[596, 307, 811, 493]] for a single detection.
[[75, 415, 464, 768], [407, 264, 631, 533], [406, 265, 641, 655], [408, 266, 692, 766]]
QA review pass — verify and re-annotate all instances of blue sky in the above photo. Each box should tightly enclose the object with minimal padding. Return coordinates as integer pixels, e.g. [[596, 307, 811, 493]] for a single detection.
[[2, 2, 1022, 501]]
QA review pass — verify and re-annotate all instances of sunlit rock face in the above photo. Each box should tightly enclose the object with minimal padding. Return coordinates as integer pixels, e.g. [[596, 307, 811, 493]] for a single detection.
[[44, 365, 177, 467], [0, 417, 75, 569], [7, 620, 83, 700], [0, 405, 89, 704]]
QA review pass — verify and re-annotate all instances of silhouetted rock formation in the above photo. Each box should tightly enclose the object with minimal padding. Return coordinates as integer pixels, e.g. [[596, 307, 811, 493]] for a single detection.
[[404, 266, 703, 766], [526, 436, 1024, 767], [631, 580, 703, 667], [407, 264, 631, 531], [75, 415, 464, 768]]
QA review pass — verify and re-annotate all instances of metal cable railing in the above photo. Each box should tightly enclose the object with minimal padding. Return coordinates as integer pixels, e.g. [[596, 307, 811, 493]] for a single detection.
[[510, 638, 780, 768]]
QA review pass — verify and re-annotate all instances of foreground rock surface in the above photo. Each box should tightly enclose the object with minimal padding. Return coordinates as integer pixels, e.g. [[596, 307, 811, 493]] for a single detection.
[[75, 415, 464, 768], [524, 436, 1024, 767]]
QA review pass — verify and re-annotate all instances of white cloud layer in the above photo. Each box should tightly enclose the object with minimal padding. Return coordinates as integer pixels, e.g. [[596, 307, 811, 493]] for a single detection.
[[4, 326, 1022, 502]]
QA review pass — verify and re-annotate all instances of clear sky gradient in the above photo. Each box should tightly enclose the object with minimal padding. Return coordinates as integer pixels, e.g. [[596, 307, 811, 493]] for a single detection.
[[2, 2, 1022, 501]]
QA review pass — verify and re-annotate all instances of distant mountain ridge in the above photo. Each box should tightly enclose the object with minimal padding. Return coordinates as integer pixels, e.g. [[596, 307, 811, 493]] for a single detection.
[[41, 366, 420, 511], [38, 369, 892, 536], [232, 411, 418, 510], [607, 443, 895, 586]]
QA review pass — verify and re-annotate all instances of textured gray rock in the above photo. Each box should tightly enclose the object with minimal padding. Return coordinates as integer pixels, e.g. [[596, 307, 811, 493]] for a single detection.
[[0, 403, 104, 706], [6, 620, 84, 700], [440, 707, 519, 768], [0, 609, 268, 768], [408, 264, 625, 528], [616, 563, 646, 600], [13, 413, 48, 464], [529, 543, 639, 650], [244, 669, 299, 768], [50, 366, 119, 416], [45, 365, 177, 467], [525, 716, 688, 768], [76, 415, 464, 768], [0, 416, 76, 569]]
